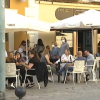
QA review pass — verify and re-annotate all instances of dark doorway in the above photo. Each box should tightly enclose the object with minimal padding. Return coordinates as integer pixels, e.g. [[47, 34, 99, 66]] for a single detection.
[[78, 30, 92, 53]]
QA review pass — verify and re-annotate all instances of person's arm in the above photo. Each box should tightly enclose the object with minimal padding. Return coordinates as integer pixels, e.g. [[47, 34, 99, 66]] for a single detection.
[[22, 63, 33, 69], [66, 63, 74, 67], [55, 54, 64, 64], [45, 55, 53, 65], [87, 55, 94, 61], [55, 59, 60, 64]]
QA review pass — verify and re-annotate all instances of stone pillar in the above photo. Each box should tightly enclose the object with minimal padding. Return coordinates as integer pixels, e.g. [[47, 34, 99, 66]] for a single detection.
[[73, 31, 78, 56]]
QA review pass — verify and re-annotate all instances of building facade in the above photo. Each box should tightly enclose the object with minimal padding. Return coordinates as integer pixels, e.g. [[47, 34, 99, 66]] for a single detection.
[[5, 0, 100, 55]]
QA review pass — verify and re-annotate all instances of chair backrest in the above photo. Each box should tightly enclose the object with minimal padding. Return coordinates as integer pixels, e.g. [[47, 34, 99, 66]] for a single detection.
[[73, 60, 85, 72], [92, 59, 97, 70], [96, 57, 100, 68], [6, 63, 16, 77]]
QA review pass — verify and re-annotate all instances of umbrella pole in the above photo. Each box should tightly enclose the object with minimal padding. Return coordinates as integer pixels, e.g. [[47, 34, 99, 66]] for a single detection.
[[92, 27, 94, 54], [25, 31, 28, 63]]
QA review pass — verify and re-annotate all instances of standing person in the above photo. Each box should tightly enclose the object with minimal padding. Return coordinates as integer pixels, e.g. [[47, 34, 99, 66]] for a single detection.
[[46, 45, 51, 55], [18, 40, 26, 59], [60, 37, 69, 56], [40, 48, 56, 81], [51, 42, 60, 63], [34, 39, 45, 60]]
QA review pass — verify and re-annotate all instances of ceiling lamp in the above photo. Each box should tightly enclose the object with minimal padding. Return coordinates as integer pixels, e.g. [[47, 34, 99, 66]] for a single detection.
[[20, 0, 26, 2]]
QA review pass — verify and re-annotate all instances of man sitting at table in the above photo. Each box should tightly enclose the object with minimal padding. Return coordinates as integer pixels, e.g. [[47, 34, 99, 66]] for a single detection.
[[58, 51, 86, 83], [84, 50, 94, 81]]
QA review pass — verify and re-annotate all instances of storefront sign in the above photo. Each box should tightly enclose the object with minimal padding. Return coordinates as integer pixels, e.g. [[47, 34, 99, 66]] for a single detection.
[[55, 8, 88, 20], [55, 8, 73, 20]]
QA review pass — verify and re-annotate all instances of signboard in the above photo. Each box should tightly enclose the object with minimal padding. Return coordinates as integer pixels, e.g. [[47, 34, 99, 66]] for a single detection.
[[55, 8, 88, 20]]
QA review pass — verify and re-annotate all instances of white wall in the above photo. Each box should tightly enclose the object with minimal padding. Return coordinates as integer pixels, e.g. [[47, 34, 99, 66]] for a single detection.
[[9, 32, 14, 51], [25, 4, 39, 48], [28, 0, 35, 7], [27, 31, 39, 49], [39, 31, 56, 49]]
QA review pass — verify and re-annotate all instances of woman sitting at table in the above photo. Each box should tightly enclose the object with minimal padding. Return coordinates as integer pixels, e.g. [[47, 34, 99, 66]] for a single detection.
[[21, 50, 40, 88], [55, 49, 74, 83], [6, 52, 16, 89], [40, 48, 56, 82], [14, 52, 27, 86]]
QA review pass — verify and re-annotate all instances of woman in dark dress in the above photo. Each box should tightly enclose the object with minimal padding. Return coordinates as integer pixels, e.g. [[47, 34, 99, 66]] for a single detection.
[[34, 39, 45, 60], [22, 50, 40, 87]]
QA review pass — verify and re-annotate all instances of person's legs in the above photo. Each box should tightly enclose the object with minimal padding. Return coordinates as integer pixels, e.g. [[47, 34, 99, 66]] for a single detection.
[[47, 65, 56, 82], [58, 63, 72, 73], [85, 66, 92, 81], [62, 67, 73, 82], [26, 70, 35, 86], [8, 78, 16, 88], [58, 66, 66, 73], [19, 68, 26, 85]]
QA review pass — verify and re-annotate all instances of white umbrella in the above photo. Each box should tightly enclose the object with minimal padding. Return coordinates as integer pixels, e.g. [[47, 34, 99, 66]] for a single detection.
[[5, 9, 50, 61], [51, 10, 100, 54], [51, 10, 100, 29], [5, 9, 50, 32]]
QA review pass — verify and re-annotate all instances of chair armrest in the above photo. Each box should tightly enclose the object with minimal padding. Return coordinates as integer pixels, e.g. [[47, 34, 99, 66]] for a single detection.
[[16, 69, 20, 71], [26, 69, 35, 71], [85, 65, 93, 66]]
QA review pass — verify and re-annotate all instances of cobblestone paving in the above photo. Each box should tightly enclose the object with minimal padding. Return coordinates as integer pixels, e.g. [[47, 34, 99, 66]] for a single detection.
[[6, 75, 100, 100]]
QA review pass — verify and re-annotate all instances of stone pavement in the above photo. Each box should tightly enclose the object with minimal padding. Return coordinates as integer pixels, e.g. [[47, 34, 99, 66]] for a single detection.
[[6, 75, 100, 100]]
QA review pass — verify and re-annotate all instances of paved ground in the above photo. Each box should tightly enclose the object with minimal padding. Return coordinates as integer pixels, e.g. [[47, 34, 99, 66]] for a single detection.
[[6, 74, 100, 100]]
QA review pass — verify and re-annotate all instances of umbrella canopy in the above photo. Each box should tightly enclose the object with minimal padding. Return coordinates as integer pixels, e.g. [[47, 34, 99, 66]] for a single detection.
[[5, 9, 50, 32], [51, 10, 100, 30]]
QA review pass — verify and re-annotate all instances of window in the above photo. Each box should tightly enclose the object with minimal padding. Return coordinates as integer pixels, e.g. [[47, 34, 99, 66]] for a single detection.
[[5, 0, 10, 8]]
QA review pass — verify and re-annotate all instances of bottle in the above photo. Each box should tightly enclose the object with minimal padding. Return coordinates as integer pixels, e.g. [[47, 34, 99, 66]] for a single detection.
[[70, 56, 72, 62]]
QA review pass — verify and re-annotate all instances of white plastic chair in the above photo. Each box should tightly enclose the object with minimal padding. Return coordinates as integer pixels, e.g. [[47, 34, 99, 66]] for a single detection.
[[24, 69, 41, 89], [47, 65, 54, 83], [65, 60, 87, 85], [96, 57, 100, 71], [6, 63, 20, 87], [85, 59, 97, 82]]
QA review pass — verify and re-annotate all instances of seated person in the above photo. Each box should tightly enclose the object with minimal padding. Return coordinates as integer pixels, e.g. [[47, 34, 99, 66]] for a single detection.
[[55, 49, 74, 82], [84, 50, 94, 81], [58, 51, 86, 83], [6, 52, 16, 89], [40, 48, 56, 82], [14, 52, 26, 86], [22, 50, 40, 88]]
